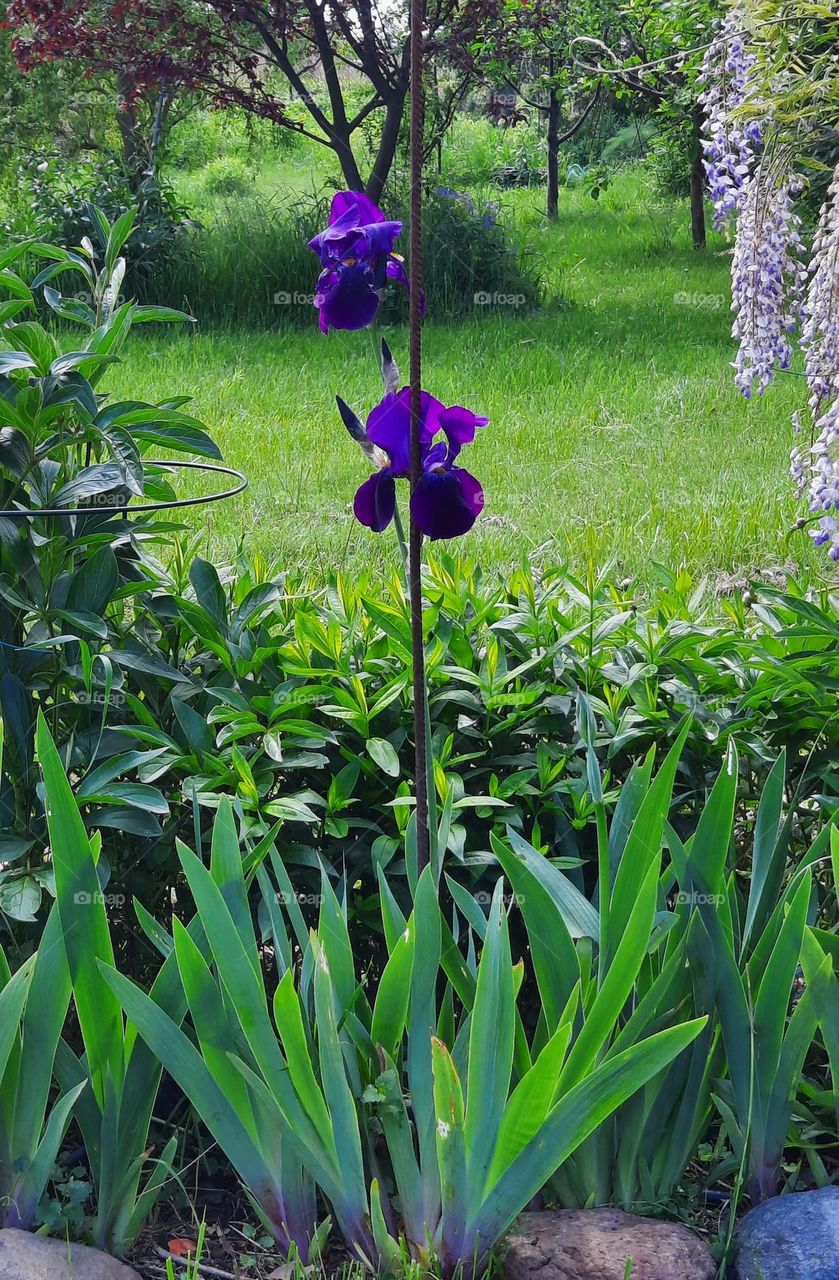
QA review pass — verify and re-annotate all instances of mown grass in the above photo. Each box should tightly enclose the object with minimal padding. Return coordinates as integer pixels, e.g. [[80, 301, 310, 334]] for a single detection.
[[108, 168, 820, 589]]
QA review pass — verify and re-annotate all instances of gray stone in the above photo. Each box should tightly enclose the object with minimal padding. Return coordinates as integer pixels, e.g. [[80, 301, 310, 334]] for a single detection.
[[504, 1208, 716, 1280], [0, 1229, 141, 1280], [733, 1186, 839, 1280]]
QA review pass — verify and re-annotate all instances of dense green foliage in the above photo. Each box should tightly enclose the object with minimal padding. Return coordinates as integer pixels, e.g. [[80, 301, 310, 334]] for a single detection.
[[0, 4, 838, 1274]]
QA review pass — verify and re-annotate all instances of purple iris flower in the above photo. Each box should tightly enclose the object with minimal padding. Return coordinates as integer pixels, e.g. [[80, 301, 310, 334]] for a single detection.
[[309, 191, 407, 333], [338, 372, 488, 540]]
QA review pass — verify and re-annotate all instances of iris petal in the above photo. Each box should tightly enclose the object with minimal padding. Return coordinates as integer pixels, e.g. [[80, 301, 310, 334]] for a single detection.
[[367, 387, 445, 473], [330, 191, 387, 225], [410, 467, 484, 540], [439, 406, 489, 461], [314, 263, 381, 332], [362, 221, 403, 256], [311, 219, 402, 267], [354, 470, 396, 532], [387, 256, 426, 315]]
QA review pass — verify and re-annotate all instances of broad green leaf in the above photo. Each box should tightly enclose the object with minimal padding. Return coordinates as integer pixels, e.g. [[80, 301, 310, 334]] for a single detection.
[[37, 715, 124, 1105], [432, 1038, 468, 1264], [743, 752, 787, 952], [173, 919, 254, 1126], [273, 970, 334, 1151], [609, 721, 689, 945], [0, 957, 36, 1081], [312, 938, 365, 1197], [686, 741, 738, 899], [471, 1020, 707, 1253], [486, 1020, 572, 1186], [366, 737, 400, 777], [559, 859, 659, 1093], [371, 920, 415, 1057], [100, 965, 277, 1194], [464, 882, 515, 1206]]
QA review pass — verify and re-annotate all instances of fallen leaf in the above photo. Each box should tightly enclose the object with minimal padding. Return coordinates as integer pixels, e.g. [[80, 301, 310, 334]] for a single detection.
[[168, 1238, 196, 1257]]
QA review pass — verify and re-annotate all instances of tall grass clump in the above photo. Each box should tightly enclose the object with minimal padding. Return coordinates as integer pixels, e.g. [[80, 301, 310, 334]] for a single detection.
[[141, 193, 327, 326]]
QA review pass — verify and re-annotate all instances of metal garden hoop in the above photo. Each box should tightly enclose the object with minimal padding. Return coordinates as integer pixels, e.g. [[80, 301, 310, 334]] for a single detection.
[[0, 459, 248, 518]]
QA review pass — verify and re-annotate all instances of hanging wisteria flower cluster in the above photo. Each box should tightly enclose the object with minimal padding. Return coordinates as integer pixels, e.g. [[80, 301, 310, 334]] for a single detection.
[[700, 3, 839, 561], [794, 166, 839, 558], [697, 4, 764, 231], [699, 8, 808, 402], [308, 189, 487, 540], [729, 156, 807, 398]]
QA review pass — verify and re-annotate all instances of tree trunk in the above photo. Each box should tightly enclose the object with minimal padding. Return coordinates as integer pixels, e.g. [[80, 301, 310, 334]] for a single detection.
[[547, 79, 560, 219], [366, 93, 406, 203], [115, 72, 146, 192], [332, 130, 365, 192], [690, 107, 706, 249]]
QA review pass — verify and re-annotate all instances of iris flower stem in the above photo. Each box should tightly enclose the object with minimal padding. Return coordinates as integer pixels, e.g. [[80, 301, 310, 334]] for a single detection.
[[408, 0, 431, 875], [392, 503, 409, 582]]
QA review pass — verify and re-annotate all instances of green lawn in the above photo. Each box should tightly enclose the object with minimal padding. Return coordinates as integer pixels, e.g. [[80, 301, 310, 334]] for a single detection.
[[108, 171, 819, 588]]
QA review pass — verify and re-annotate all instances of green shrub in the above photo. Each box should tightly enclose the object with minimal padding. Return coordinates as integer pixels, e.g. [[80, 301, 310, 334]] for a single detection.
[[440, 116, 546, 188], [11, 551, 835, 946], [389, 185, 546, 317], [140, 192, 325, 326], [2, 154, 194, 284], [646, 120, 695, 198], [601, 120, 657, 168], [165, 108, 296, 173], [199, 155, 255, 196], [0, 212, 219, 925]]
